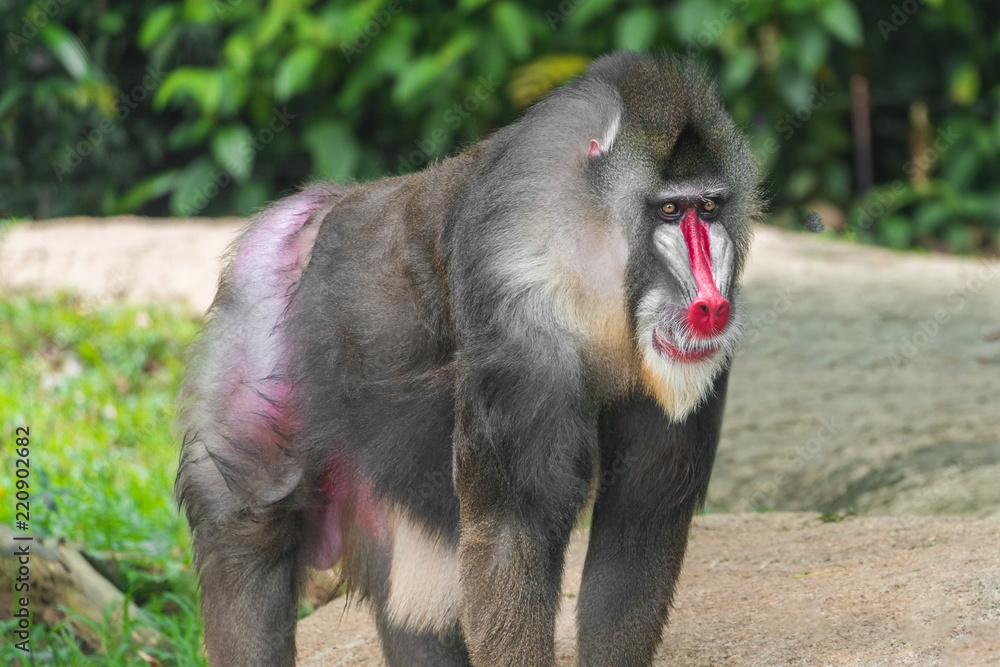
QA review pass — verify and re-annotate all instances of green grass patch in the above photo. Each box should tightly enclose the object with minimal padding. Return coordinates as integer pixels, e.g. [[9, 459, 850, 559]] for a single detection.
[[0, 294, 205, 665]]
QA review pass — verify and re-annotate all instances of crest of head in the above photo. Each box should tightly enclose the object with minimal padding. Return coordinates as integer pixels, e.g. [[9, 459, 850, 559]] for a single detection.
[[588, 53, 757, 193]]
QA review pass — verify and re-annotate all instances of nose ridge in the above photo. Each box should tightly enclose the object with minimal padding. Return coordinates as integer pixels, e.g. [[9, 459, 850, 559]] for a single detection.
[[687, 294, 730, 337]]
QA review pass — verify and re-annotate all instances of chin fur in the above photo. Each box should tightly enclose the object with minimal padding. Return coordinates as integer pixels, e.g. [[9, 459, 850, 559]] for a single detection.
[[636, 287, 745, 421]]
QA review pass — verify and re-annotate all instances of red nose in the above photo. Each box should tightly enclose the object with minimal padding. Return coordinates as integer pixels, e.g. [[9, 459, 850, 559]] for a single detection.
[[687, 295, 730, 337], [680, 208, 730, 338]]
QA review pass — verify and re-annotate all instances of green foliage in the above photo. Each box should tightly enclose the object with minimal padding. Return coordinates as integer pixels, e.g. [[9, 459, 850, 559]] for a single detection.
[[1, 0, 998, 253], [0, 594, 206, 665], [0, 295, 204, 665]]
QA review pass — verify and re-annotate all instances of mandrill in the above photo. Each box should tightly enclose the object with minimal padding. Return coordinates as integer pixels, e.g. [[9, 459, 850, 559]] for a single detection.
[[177, 52, 765, 666]]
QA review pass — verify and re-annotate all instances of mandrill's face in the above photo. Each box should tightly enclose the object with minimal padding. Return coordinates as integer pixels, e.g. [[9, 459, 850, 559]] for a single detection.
[[635, 180, 747, 421]]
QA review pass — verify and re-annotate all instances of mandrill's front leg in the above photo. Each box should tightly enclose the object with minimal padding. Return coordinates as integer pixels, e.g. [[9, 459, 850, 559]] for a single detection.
[[452, 325, 596, 667]]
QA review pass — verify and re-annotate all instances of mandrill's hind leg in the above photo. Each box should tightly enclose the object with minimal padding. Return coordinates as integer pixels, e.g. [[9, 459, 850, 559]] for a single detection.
[[177, 439, 304, 667], [176, 183, 341, 666]]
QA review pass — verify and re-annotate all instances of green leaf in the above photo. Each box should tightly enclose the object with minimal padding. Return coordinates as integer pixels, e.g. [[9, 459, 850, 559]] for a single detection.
[[792, 24, 829, 75], [98, 11, 126, 36], [673, 0, 723, 41], [219, 68, 250, 115], [721, 47, 757, 93], [564, 0, 618, 31], [492, 2, 533, 59], [167, 118, 214, 150], [949, 62, 980, 106], [170, 159, 219, 216], [39, 23, 95, 81], [392, 57, 442, 105], [0, 83, 25, 119], [304, 121, 360, 183], [275, 45, 322, 102], [154, 67, 224, 114], [914, 201, 951, 233], [439, 29, 479, 63], [777, 70, 813, 110], [234, 181, 270, 216], [943, 149, 979, 189], [115, 170, 181, 214], [254, 0, 295, 48], [880, 216, 913, 249], [945, 224, 973, 253], [458, 0, 492, 11], [181, 0, 218, 24], [139, 4, 178, 49], [615, 8, 659, 52], [211, 124, 254, 181], [78, 339, 101, 367], [819, 0, 863, 47], [224, 34, 254, 74]]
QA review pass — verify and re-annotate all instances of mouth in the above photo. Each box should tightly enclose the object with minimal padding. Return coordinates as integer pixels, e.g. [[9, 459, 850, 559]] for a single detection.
[[652, 326, 719, 363]]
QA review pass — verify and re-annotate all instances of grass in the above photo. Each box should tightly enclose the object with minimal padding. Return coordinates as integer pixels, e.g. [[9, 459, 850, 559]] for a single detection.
[[0, 294, 205, 666]]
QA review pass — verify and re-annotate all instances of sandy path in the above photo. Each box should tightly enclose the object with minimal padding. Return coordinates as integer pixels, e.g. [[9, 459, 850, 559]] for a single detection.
[[295, 513, 1000, 666], [0, 216, 243, 313]]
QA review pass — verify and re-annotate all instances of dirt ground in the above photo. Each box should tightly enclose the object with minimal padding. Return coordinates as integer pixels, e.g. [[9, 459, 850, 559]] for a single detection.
[[3, 218, 999, 663], [296, 513, 1000, 666]]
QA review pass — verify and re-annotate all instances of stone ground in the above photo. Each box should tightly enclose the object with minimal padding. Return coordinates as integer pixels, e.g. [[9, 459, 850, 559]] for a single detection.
[[2, 217, 999, 664]]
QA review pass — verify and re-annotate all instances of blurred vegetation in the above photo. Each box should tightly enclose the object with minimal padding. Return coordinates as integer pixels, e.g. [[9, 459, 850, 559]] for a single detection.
[[1, 0, 998, 253], [0, 294, 205, 664]]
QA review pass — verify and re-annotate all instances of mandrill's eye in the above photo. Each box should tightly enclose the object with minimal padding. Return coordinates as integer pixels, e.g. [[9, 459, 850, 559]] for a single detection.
[[659, 201, 681, 220], [700, 199, 719, 219]]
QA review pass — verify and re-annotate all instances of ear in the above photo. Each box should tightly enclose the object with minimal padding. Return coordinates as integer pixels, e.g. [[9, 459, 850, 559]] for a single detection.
[[588, 108, 621, 160], [588, 139, 607, 159]]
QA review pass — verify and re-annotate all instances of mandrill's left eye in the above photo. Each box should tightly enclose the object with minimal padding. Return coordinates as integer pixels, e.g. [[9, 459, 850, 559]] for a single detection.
[[700, 199, 719, 218]]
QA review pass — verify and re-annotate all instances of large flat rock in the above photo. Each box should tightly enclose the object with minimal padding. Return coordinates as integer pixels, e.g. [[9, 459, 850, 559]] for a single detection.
[[717, 229, 1000, 517], [296, 513, 1000, 666]]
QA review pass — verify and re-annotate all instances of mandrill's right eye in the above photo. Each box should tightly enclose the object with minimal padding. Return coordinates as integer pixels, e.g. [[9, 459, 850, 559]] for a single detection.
[[659, 201, 681, 220]]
